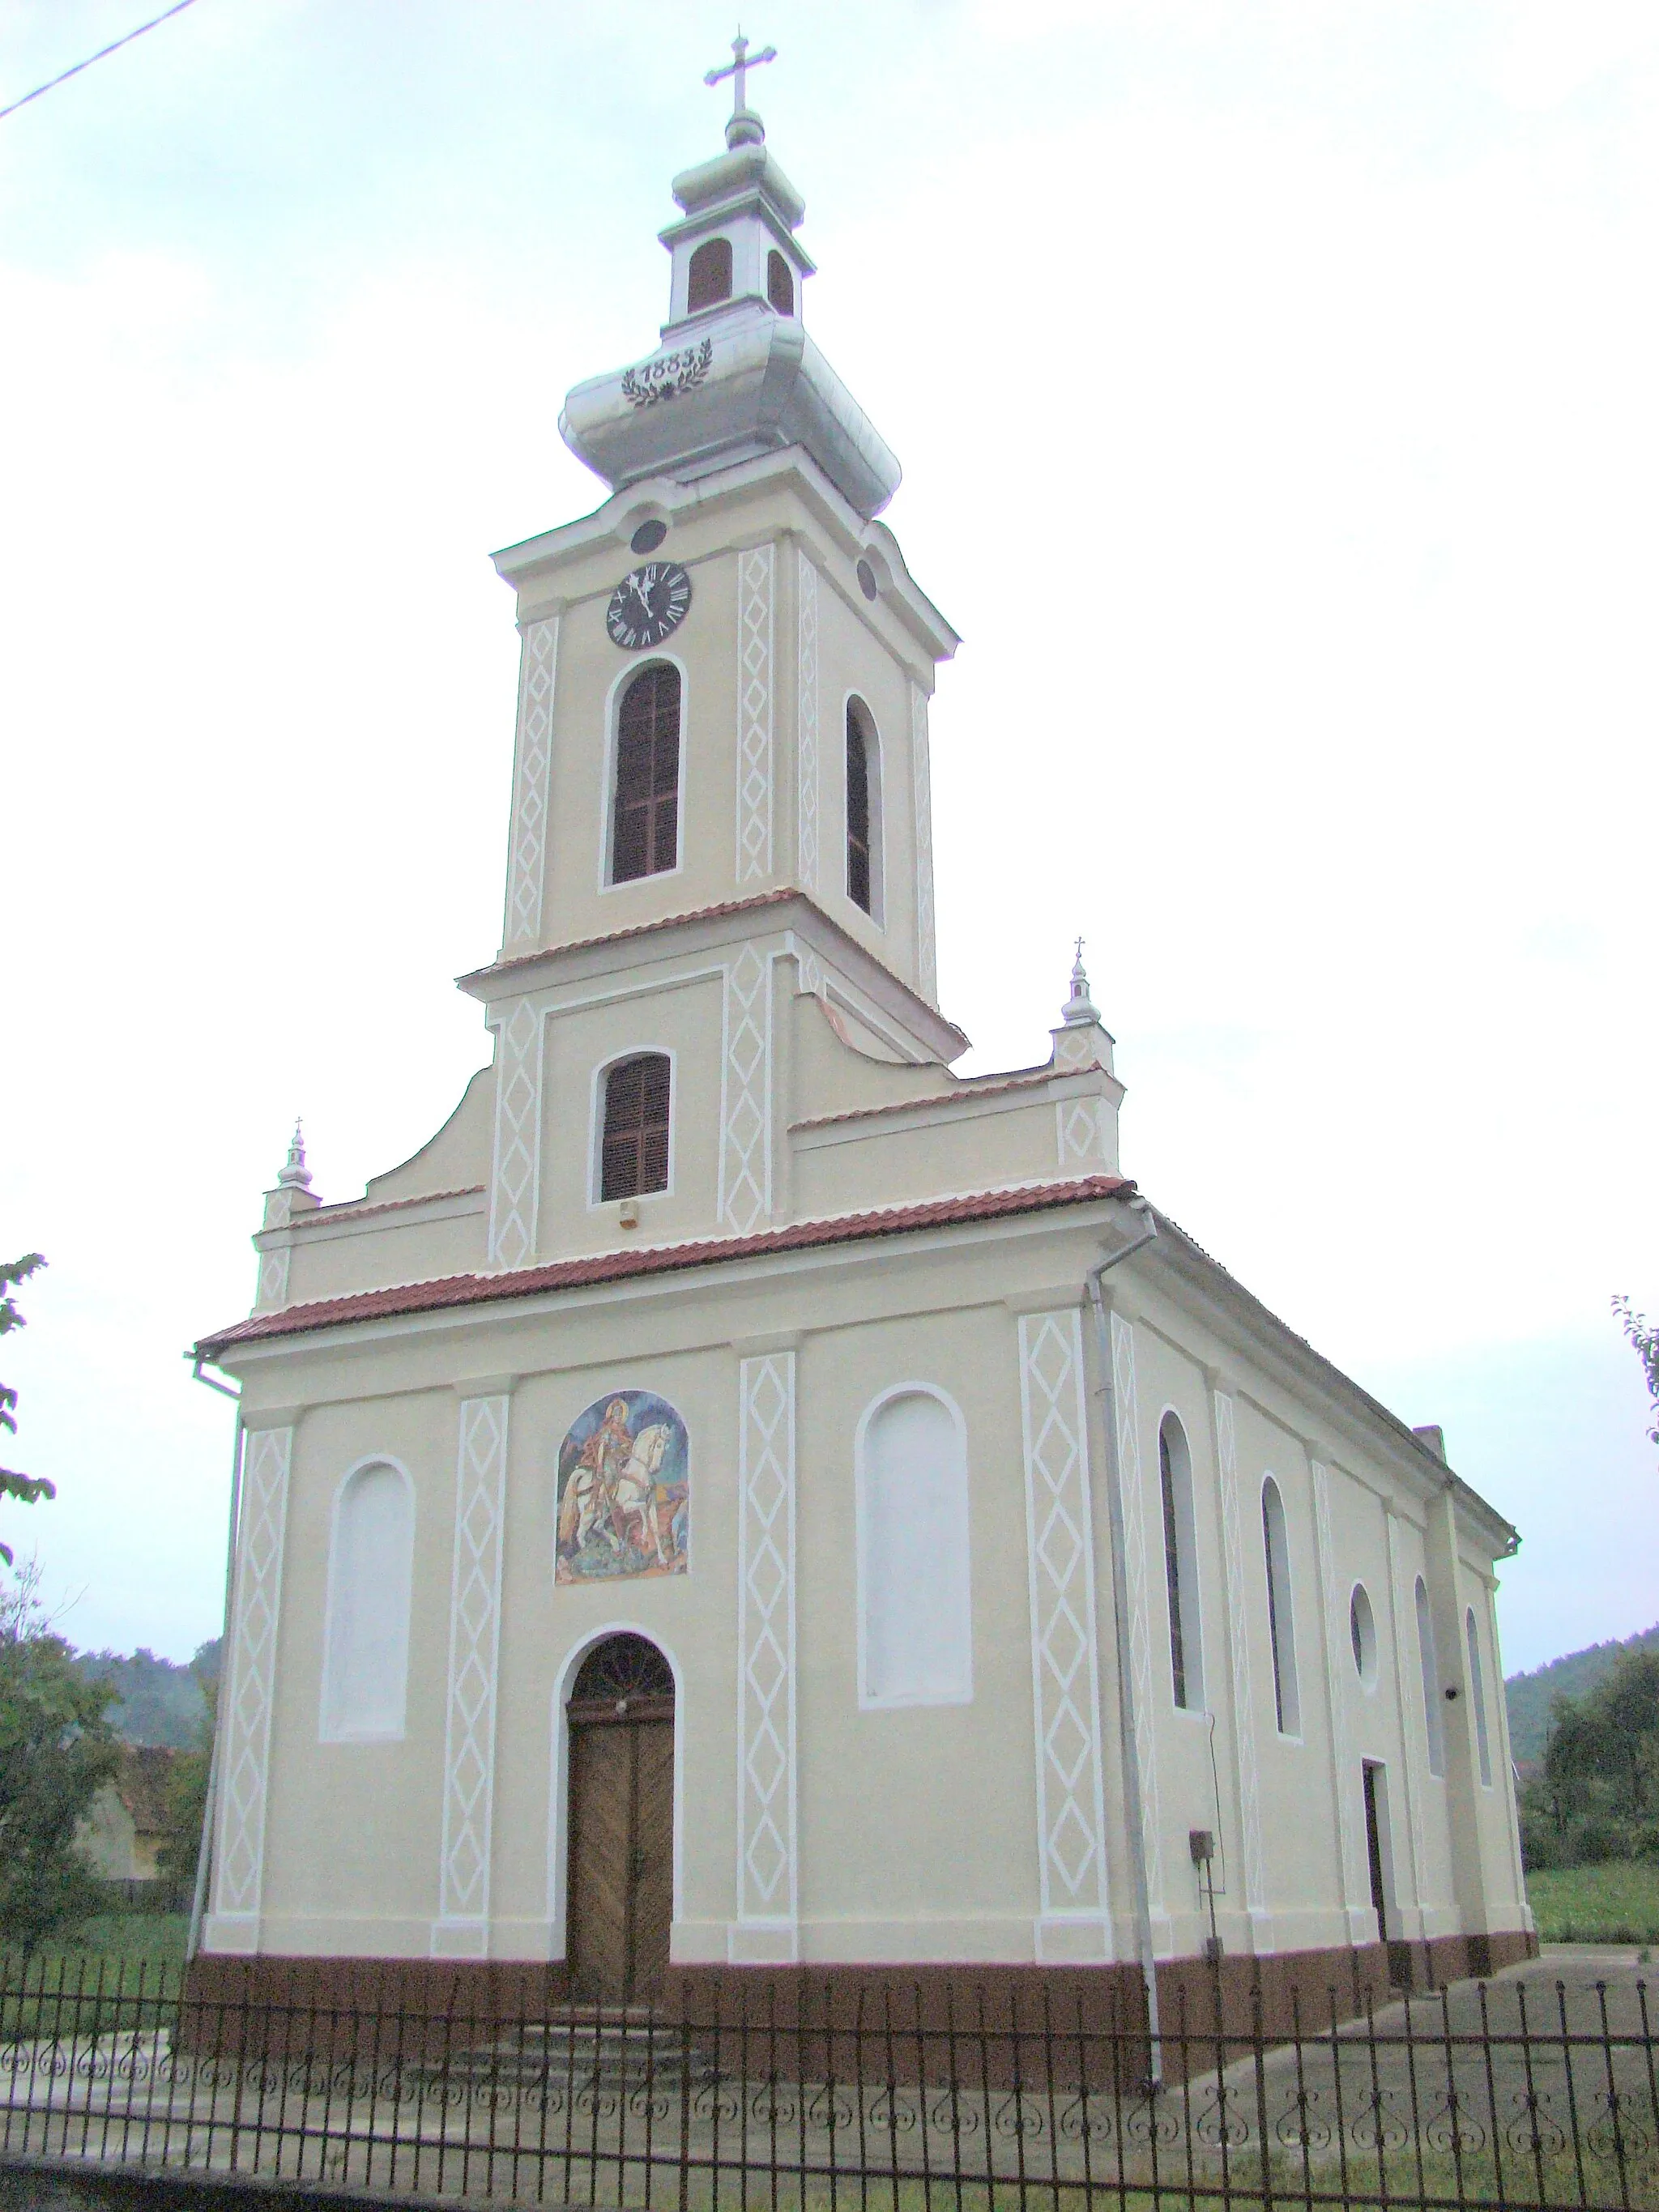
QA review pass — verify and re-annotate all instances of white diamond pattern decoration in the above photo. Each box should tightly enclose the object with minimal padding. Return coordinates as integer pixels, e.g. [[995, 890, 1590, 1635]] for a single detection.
[[1111, 1313, 1166, 1917], [736, 545, 774, 882], [911, 684, 937, 1004], [1057, 1098, 1105, 1171], [488, 1000, 541, 1268], [255, 1245, 289, 1311], [504, 616, 558, 951], [1216, 1387, 1267, 1917], [435, 1395, 510, 1950], [736, 1353, 796, 1941], [212, 1425, 292, 1922], [795, 549, 819, 891], [1017, 1311, 1111, 1933], [719, 948, 770, 1234]]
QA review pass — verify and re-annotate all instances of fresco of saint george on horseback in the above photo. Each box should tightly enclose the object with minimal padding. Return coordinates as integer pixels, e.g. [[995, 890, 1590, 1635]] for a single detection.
[[555, 1390, 689, 1582]]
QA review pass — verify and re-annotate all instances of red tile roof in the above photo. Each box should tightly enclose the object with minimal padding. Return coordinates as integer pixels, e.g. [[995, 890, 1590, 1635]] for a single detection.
[[790, 1063, 1106, 1132], [198, 1174, 1135, 1357], [457, 892, 972, 1055], [289, 1186, 484, 1229]]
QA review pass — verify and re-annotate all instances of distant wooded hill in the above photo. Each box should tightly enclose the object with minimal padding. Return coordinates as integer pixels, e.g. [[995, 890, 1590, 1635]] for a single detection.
[[72, 1642, 220, 1750], [66, 1625, 1659, 1766], [1505, 1623, 1659, 1764]]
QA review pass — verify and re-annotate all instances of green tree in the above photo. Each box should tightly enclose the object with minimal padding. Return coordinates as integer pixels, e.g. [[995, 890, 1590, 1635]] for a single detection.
[[0, 1253, 53, 1566], [156, 1655, 219, 1901], [0, 1566, 119, 1953], [1614, 1294, 1659, 1452]]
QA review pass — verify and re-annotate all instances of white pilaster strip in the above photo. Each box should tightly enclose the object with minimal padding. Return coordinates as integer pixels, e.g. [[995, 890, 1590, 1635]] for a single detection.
[[503, 615, 559, 952], [433, 1392, 510, 1958], [732, 1351, 798, 1961], [487, 999, 541, 1269], [911, 682, 937, 1004], [736, 543, 775, 882], [1311, 1459, 1368, 1939], [795, 548, 819, 893], [1111, 1313, 1166, 1929], [207, 1423, 292, 1951], [1017, 1310, 1114, 1960], [718, 948, 772, 1234], [1214, 1386, 1269, 1942], [1384, 1502, 1430, 1926]]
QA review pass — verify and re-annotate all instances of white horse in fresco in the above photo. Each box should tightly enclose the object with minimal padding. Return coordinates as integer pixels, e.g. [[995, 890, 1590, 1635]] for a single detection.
[[612, 1423, 674, 1564], [559, 1421, 676, 1565]]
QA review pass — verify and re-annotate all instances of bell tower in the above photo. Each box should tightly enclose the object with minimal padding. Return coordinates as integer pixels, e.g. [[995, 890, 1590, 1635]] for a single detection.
[[459, 47, 965, 1271]]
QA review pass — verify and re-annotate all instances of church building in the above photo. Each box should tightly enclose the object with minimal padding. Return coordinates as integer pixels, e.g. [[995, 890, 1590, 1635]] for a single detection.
[[192, 53, 1533, 2031]]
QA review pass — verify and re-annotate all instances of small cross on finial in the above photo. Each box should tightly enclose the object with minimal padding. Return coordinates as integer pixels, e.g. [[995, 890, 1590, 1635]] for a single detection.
[[1075, 936, 1085, 965], [705, 31, 777, 148]]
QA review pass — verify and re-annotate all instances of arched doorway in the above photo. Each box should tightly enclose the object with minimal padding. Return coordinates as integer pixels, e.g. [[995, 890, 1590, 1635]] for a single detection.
[[565, 1633, 675, 2003]]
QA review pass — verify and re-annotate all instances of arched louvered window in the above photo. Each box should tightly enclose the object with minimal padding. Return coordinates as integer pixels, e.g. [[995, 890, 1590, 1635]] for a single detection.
[[1159, 1414, 1204, 1711], [767, 250, 795, 316], [320, 1461, 414, 1741], [1466, 1605, 1493, 1787], [846, 698, 881, 918], [612, 665, 680, 884], [1261, 1475, 1300, 1736], [600, 1054, 671, 1201], [687, 237, 732, 313], [1415, 1575, 1445, 1778]]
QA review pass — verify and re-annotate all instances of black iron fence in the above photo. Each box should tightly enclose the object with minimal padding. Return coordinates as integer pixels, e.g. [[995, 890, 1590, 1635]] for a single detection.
[[3, 1954, 1658, 2211]]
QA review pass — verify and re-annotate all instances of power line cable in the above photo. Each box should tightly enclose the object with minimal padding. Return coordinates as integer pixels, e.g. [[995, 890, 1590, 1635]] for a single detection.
[[0, 0, 206, 126]]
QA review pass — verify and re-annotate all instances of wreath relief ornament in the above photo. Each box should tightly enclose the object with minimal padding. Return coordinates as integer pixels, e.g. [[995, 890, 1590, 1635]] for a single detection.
[[621, 338, 714, 411]]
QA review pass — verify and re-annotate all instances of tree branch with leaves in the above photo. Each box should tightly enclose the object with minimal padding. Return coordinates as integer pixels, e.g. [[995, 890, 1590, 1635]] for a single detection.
[[1613, 1294, 1659, 1452], [0, 1254, 53, 1567]]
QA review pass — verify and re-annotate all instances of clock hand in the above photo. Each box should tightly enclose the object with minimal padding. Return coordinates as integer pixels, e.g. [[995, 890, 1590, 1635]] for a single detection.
[[632, 573, 655, 614]]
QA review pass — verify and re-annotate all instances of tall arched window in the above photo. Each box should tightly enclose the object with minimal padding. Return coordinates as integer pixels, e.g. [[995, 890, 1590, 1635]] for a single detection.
[[1261, 1476, 1300, 1736], [1415, 1575, 1445, 1777], [612, 665, 680, 883], [846, 698, 881, 918], [1158, 1414, 1204, 1711], [858, 1388, 971, 1707], [767, 249, 795, 315], [687, 237, 732, 312], [1465, 1605, 1493, 1786], [320, 1461, 414, 1741], [600, 1054, 671, 1200]]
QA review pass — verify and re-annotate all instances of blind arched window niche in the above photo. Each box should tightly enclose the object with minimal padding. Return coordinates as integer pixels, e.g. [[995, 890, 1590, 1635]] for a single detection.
[[320, 1460, 415, 1742], [611, 665, 680, 884], [845, 697, 882, 919], [1260, 1475, 1301, 1737], [856, 1387, 971, 1707], [600, 1053, 671, 1202], [1158, 1413, 1205, 1712]]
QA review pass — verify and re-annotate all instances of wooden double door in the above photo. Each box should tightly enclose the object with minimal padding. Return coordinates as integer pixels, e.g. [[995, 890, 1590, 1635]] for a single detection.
[[565, 1636, 675, 2005]]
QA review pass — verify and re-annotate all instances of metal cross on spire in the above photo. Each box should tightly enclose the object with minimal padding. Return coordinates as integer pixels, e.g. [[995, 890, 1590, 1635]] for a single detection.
[[705, 31, 777, 140]]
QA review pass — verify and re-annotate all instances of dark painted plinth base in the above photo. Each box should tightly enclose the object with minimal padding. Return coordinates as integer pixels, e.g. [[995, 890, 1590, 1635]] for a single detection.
[[185, 1927, 1537, 2080]]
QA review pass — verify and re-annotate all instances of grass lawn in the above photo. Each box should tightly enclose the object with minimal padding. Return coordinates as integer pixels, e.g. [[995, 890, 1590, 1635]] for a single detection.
[[33, 1912, 188, 1973], [1526, 1860, 1659, 1945]]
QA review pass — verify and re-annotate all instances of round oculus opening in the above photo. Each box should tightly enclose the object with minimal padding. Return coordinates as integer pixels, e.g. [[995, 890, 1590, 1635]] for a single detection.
[[630, 520, 668, 555], [856, 558, 878, 602], [1350, 1583, 1378, 1686]]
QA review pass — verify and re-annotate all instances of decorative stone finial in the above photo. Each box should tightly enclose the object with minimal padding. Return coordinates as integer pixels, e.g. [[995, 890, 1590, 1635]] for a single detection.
[[276, 1118, 313, 1190], [705, 31, 776, 149], [1062, 939, 1101, 1026]]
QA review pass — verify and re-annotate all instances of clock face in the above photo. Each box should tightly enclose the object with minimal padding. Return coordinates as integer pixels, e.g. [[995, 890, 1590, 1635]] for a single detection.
[[606, 561, 692, 651]]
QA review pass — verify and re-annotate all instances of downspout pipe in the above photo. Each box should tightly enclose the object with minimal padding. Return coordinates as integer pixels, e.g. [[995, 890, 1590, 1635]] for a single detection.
[[1085, 1201, 1162, 2082], [186, 1351, 242, 1966]]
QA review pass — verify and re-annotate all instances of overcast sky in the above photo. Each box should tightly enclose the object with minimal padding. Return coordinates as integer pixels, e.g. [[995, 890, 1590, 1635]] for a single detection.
[[2, 0, 1654, 1674]]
